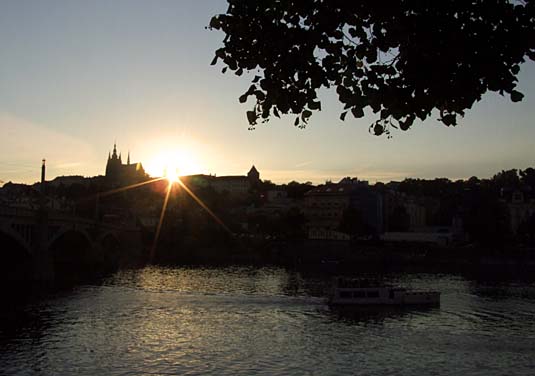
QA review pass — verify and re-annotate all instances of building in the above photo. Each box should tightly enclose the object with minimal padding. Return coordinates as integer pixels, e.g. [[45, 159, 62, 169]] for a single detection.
[[304, 177, 383, 239], [0, 182, 39, 209], [383, 190, 428, 231], [183, 166, 261, 196], [247, 165, 259, 181], [247, 189, 294, 218], [105, 143, 147, 185], [48, 175, 87, 188], [211, 165, 260, 194], [507, 190, 535, 234], [211, 175, 251, 195]]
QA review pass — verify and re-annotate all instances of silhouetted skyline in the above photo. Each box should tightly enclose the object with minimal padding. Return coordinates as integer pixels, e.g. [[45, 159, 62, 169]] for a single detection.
[[1, 0, 534, 186]]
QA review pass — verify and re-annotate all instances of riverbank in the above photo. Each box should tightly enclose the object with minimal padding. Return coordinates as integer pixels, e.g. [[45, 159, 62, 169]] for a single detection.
[[150, 239, 535, 275]]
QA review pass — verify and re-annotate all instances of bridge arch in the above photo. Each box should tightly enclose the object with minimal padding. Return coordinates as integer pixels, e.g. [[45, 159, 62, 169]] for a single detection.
[[48, 229, 94, 281], [47, 227, 93, 251], [0, 225, 32, 256], [98, 231, 121, 250], [0, 228, 33, 282], [95, 231, 123, 273]]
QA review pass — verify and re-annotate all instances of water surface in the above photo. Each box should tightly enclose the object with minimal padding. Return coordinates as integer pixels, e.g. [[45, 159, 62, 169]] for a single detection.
[[1, 266, 535, 375]]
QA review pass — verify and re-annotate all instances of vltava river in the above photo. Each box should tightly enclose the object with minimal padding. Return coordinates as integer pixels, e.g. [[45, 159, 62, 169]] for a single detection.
[[2, 266, 535, 375]]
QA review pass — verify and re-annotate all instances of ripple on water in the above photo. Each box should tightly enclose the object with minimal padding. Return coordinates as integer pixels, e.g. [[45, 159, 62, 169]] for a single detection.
[[2, 267, 535, 375]]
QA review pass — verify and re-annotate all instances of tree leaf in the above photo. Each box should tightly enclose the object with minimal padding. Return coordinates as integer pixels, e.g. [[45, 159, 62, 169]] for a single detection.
[[247, 111, 257, 125], [210, 2, 535, 135], [209, 16, 221, 29], [309, 101, 321, 110], [441, 114, 456, 126], [373, 123, 384, 136], [254, 91, 266, 101], [366, 48, 377, 64], [511, 90, 524, 102], [416, 110, 428, 121], [340, 111, 348, 121], [351, 107, 364, 118]]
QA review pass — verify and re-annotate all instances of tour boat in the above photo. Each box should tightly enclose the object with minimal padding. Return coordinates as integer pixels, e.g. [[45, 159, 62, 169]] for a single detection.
[[328, 278, 440, 307]]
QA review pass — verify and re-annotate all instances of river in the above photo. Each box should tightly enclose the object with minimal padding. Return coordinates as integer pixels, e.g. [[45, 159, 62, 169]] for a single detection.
[[1, 266, 535, 375]]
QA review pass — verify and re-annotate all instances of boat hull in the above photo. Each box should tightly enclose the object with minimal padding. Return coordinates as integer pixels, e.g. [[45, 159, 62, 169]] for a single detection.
[[328, 286, 440, 307]]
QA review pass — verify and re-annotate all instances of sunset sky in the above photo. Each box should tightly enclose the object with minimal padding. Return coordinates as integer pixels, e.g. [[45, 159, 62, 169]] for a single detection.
[[1, 0, 534, 185]]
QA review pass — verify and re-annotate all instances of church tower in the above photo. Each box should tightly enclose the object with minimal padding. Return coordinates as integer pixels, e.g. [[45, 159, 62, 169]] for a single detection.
[[105, 142, 122, 179], [105, 142, 147, 185], [248, 165, 260, 181]]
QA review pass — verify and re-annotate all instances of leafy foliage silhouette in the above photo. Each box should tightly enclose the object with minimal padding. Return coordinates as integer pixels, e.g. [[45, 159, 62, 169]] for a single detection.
[[209, 1, 535, 135]]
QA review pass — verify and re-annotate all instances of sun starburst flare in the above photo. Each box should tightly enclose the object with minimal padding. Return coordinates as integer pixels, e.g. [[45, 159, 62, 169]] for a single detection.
[[98, 177, 166, 198], [148, 176, 233, 262], [176, 178, 232, 235], [149, 180, 173, 263], [164, 167, 180, 183], [74, 161, 231, 263]]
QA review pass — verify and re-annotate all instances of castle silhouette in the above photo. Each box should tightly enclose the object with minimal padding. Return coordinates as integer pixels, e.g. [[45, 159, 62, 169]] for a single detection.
[[105, 143, 147, 185]]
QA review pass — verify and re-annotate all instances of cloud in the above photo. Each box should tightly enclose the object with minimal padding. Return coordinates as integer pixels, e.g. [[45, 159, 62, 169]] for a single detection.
[[54, 162, 83, 169], [294, 160, 313, 168]]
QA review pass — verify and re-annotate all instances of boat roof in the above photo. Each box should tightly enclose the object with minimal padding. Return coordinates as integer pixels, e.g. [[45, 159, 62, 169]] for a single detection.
[[334, 278, 395, 289]]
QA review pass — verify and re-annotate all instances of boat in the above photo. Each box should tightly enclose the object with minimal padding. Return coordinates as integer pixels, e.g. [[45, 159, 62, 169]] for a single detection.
[[328, 278, 440, 307]]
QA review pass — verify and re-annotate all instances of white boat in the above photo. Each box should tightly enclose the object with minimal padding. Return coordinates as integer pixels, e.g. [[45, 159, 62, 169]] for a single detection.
[[328, 278, 440, 306]]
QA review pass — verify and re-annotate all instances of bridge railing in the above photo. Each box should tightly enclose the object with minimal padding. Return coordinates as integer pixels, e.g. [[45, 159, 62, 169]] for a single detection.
[[0, 205, 37, 218], [48, 213, 139, 232], [1, 205, 139, 232]]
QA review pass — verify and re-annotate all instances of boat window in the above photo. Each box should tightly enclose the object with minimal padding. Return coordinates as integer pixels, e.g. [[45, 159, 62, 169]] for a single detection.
[[367, 291, 380, 298], [353, 291, 365, 298], [340, 291, 352, 298]]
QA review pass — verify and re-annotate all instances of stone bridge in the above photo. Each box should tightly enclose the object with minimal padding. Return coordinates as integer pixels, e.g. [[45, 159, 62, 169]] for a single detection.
[[0, 205, 143, 282]]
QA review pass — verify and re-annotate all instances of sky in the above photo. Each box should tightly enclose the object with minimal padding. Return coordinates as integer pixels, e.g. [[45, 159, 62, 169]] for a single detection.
[[1, 0, 534, 185]]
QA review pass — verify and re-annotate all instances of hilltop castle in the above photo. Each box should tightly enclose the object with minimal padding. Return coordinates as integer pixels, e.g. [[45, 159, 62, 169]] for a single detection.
[[105, 143, 147, 185], [181, 165, 260, 195]]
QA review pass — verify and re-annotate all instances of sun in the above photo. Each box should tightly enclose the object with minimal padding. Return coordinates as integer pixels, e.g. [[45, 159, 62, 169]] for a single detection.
[[145, 148, 202, 181], [164, 166, 180, 183]]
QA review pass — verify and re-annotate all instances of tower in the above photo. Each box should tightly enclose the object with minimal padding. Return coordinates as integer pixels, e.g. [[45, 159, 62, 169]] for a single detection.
[[105, 142, 147, 185], [248, 165, 260, 181], [112, 142, 118, 159], [105, 142, 122, 179]]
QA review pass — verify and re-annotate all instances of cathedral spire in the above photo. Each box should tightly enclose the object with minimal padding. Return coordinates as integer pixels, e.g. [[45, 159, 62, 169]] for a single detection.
[[112, 141, 118, 159], [127, 151, 130, 165]]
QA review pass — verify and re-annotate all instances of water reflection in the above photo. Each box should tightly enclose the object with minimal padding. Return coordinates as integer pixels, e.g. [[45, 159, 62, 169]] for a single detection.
[[105, 266, 303, 296], [327, 305, 438, 326], [1, 267, 535, 375]]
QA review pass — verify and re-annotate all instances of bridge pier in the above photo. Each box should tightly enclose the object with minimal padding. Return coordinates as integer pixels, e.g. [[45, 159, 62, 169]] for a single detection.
[[30, 249, 55, 282], [30, 208, 55, 281], [1, 204, 144, 283]]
